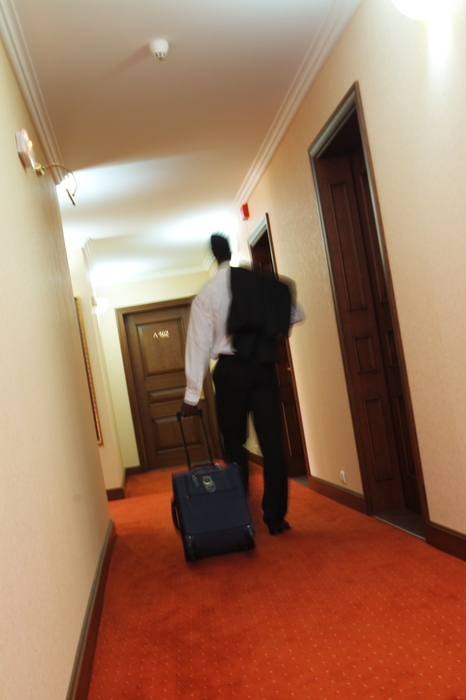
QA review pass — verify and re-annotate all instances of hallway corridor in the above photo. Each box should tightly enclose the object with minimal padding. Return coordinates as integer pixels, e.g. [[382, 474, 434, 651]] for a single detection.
[[88, 466, 466, 699]]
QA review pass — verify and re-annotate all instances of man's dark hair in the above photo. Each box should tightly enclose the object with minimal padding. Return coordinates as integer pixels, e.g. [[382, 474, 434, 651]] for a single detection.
[[210, 233, 231, 263]]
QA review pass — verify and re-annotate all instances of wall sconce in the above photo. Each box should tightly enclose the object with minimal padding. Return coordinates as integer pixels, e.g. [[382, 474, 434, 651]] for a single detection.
[[16, 128, 36, 169], [36, 162, 77, 206], [91, 296, 110, 315], [16, 128, 77, 205]]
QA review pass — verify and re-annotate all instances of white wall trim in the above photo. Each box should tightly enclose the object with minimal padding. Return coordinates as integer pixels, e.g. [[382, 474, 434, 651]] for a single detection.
[[0, 0, 63, 168], [92, 263, 210, 290]]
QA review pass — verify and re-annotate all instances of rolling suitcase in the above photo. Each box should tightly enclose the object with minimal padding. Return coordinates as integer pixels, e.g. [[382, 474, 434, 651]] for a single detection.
[[171, 409, 255, 561]]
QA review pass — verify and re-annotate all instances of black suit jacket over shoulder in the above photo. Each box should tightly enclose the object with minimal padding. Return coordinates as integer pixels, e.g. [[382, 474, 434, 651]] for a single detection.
[[227, 266, 291, 363]]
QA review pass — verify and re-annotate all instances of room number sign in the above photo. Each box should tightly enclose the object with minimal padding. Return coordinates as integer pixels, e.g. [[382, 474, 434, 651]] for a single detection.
[[153, 330, 170, 339]]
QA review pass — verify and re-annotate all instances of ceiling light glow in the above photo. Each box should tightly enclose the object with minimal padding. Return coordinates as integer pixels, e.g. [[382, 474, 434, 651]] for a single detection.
[[391, 0, 445, 21], [90, 261, 151, 287], [160, 211, 236, 246]]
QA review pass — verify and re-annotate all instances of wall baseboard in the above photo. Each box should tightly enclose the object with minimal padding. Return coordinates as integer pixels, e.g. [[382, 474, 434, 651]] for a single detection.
[[425, 521, 466, 562], [126, 465, 141, 476], [250, 452, 466, 562], [106, 487, 124, 501], [107, 469, 127, 501], [106, 465, 145, 500], [308, 475, 367, 514], [307, 480, 466, 562], [248, 451, 366, 515], [247, 451, 263, 467], [66, 520, 116, 700]]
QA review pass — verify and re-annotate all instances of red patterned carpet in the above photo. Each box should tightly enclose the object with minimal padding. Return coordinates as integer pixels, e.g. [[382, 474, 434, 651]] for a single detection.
[[88, 465, 466, 699]]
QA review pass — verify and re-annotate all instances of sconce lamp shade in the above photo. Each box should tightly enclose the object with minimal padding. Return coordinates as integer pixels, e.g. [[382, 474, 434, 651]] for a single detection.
[[16, 129, 36, 169], [92, 296, 110, 315]]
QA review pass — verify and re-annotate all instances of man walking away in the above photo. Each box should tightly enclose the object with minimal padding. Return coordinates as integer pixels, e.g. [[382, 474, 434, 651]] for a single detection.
[[181, 233, 299, 535]]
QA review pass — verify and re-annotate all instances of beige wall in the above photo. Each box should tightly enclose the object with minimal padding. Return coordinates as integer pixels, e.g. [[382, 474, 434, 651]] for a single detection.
[[238, 0, 466, 534], [0, 42, 110, 700], [5, 0, 466, 694], [94, 270, 210, 469], [67, 248, 125, 490]]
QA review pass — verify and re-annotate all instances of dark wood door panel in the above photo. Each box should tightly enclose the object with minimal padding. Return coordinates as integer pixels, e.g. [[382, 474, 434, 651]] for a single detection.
[[150, 414, 181, 453], [328, 180, 368, 312], [149, 412, 210, 458], [396, 394, 420, 494], [310, 96, 424, 522], [137, 318, 185, 377], [363, 396, 400, 482], [316, 155, 405, 512], [148, 375, 186, 404], [276, 339, 305, 474], [119, 300, 222, 471], [350, 149, 421, 512], [249, 221, 308, 478]]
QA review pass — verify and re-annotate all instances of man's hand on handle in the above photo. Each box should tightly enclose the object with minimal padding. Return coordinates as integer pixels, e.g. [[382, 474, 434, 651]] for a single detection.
[[180, 401, 199, 418]]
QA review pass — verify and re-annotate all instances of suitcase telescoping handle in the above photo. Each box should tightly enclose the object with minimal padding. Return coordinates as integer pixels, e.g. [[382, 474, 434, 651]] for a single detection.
[[176, 408, 214, 470]]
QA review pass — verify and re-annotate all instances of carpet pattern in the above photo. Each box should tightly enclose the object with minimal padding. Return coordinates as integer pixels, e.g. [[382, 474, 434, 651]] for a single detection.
[[88, 466, 466, 699]]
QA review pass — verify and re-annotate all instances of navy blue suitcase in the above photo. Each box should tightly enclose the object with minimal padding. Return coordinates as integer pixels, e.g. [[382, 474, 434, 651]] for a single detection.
[[171, 410, 255, 561]]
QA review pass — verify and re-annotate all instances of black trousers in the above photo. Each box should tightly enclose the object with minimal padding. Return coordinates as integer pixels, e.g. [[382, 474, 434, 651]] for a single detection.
[[212, 354, 288, 525]]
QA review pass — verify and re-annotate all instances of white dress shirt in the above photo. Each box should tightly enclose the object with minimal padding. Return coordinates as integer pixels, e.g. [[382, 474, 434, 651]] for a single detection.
[[183, 261, 303, 405], [184, 262, 233, 405]]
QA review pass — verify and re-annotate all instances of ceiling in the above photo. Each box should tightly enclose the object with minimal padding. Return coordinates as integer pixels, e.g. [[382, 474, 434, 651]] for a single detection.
[[1, 0, 360, 286]]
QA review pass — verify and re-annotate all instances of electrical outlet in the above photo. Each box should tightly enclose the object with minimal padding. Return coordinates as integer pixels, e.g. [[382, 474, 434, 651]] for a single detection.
[[339, 470, 347, 484]]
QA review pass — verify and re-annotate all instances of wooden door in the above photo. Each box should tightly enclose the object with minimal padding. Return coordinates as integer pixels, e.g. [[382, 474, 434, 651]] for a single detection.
[[310, 86, 425, 523], [249, 216, 308, 478], [314, 155, 407, 513], [118, 299, 222, 471], [350, 148, 420, 512]]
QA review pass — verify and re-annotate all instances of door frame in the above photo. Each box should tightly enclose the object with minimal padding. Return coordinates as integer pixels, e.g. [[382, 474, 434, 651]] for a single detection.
[[248, 213, 309, 478], [116, 297, 221, 472], [309, 82, 428, 522]]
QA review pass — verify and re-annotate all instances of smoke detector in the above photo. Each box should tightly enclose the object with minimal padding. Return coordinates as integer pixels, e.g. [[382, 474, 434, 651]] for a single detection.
[[149, 38, 169, 61]]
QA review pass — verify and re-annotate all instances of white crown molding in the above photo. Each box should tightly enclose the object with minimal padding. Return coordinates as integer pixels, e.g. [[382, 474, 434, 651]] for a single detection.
[[233, 0, 361, 210], [83, 239, 95, 272], [0, 0, 63, 168], [92, 263, 211, 290], [84, 235, 214, 287]]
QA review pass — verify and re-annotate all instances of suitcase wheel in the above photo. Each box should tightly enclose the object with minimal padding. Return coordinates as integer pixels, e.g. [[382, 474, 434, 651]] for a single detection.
[[183, 537, 197, 562], [243, 525, 255, 551]]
